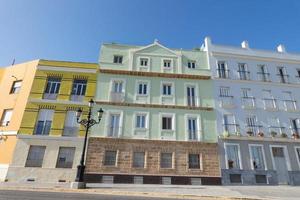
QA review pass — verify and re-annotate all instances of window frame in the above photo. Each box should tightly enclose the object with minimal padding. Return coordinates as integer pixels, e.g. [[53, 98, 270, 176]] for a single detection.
[[187, 60, 196, 69], [188, 153, 201, 169], [0, 109, 13, 127], [160, 152, 173, 169], [224, 143, 242, 170], [113, 55, 123, 64], [10, 80, 22, 94], [132, 151, 146, 168], [25, 145, 46, 168], [103, 150, 118, 166], [248, 144, 267, 170], [55, 147, 76, 169]]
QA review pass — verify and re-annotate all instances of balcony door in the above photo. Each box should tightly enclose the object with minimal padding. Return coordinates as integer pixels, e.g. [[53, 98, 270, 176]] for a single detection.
[[109, 114, 120, 137], [187, 86, 196, 106]]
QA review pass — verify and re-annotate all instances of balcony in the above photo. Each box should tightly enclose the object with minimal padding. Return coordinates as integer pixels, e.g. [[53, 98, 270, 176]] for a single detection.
[[110, 92, 125, 103], [223, 124, 239, 135], [219, 96, 234, 108], [263, 98, 277, 111], [268, 126, 286, 137], [186, 96, 198, 107], [187, 130, 201, 141], [34, 121, 51, 135], [217, 69, 230, 79], [70, 95, 84, 102], [257, 72, 270, 82], [246, 125, 263, 136], [62, 126, 79, 137], [43, 93, 58, 100], [283, 100, 297, 112], [277, 74, 289, 84], [238, 70, 250, 80], [241, 97, 256, 109]]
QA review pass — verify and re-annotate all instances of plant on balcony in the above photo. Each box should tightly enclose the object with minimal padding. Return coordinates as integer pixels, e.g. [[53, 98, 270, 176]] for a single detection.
[[258, 132, 264, 137], [246, 129, 253, 136], [292, 132, 300, 139], [235, 131, 241, 137], [281, 133, 288, 138], [270, 131, 277, 137], [223, 131, 230, 138]]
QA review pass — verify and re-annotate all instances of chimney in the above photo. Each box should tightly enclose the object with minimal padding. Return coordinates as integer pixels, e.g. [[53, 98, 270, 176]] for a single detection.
[[277, 44, 286, 53], [241, 41, 249, 49]]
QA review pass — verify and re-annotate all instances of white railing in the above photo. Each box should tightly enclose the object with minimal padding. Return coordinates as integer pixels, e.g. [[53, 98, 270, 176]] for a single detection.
[[70, 95, 84, 102], [241, 97, 256, 109], [263, 99, 277, 110], [283, 100, 297, 112], [63, 127, 79, 137], [219, 96, 234, 108], [43, 93, 58, 100]]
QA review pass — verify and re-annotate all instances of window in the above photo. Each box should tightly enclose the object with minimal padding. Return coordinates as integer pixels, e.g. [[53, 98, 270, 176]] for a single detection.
[[223, 114, 237, 134], [188, 117, 198, 140], [112, 81, 123, 93], [34, 109, 54, 135], [257, 65, 270, 82], [186, 86, 196, 106], [262, 90, 276, 110], [296, 69, 300, 82], [296, 148, 300, 166], [104, 150, 117, 166], [229, 174, 242, 183], [241, 88, 255, 108], [268, 117, 283, 135], [291, 119, 300, 134], [71, 79, 87, 96], [277, 67, 289, 83], [217, 61, 229, 78], [160, 153, 173, 168], [113, 55, 123, 64], [10, 80, 22, 94], [25, 146, 46, 167], [163, 59, 172, 68], [162, 116, 172, 130], [246, 115, 260, 134], [283, 91, 297, 111], [0, 109, 13, 126], [162, 84, 172, 95], [250, 145, 265, 170], [109, 114, 121, 137], [188, 60, 196, 69], [44, 77, 61, 99], [188, 154, 200, 169], [238, 63, 250, 80], [140, 58, 148, 66], [56, 147, 75, 168], [133, 152, 145, 168], [136, 114, 146, 129], [226, 144, 240, 169], [137, 82, 148, 95], [63, 111, 79, 136], [219, 87, 230, 97]]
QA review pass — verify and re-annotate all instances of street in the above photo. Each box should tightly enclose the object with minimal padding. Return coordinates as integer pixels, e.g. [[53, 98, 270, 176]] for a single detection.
[[0, 190, 193, 200]]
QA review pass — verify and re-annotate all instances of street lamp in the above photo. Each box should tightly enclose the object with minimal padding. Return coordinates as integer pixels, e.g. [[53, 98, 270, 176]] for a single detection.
[[72, 99, 104, 188]]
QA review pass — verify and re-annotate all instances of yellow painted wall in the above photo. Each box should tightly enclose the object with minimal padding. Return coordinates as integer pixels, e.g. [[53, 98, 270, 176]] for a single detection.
[[0, 60, 39, 165], [19, 60, 98, 137], [0, 68, 4, 83], [0, 136, 17, 164]]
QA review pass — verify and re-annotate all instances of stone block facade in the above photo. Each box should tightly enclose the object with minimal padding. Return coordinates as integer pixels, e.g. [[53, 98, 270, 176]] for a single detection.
[[85, 137, 221, 185]]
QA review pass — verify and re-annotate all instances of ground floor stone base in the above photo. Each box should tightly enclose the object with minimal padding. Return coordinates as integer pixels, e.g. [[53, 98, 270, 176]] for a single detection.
[[85, 137, 221, 185], [5, 135, 84, 183]]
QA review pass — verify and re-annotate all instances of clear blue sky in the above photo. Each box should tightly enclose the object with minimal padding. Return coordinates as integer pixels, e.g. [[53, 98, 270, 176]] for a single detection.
[[1, 0, 300, 66]]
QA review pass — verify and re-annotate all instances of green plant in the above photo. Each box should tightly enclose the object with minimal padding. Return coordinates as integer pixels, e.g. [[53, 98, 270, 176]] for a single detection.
[[258, 132, 264, 137], [223, 131, 229, 138], [281, 133, 288, 138], [270, 131, 277, 137], [292, 133, 300, 139]]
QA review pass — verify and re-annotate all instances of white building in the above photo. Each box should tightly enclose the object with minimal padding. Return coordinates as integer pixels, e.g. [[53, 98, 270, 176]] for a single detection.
[[203, 37, 300, 185]]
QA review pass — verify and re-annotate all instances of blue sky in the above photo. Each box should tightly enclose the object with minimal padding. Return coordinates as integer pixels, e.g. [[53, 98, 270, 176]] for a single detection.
[[1, 0, 300, 66]]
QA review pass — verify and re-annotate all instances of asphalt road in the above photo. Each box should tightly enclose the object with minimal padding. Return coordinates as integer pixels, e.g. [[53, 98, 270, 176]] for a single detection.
[[0, 190, 190, 200]]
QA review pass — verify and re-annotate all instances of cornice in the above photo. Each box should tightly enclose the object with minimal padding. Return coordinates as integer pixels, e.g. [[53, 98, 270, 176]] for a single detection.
[[95, 101, 213, 111], [99, 69, 211, 80]]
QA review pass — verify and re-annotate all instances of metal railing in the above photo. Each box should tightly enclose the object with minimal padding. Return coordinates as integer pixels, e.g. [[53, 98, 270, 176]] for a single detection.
[[263, 98, 277, 110], [283, 100, 297, 111], [70, 95, 84, 102], [219, 96, 234, 107], [217, 69, 230, 79], [43, 93, 58, 100], [223, 124, 240, 134], [241, 97, 256, 109], [257, 72, 271, 82], [238, 70, 250, 80], [277, 74, 289, 84]]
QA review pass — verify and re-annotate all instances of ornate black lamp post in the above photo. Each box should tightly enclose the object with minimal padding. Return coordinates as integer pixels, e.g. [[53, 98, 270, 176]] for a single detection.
[[73, 99, 103, 188]]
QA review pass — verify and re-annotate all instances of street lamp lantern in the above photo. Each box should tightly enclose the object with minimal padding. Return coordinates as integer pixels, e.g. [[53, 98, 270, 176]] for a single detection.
[[71, 99, 103, 189], [76, 108, 83, 119], [97, 108, 104, 120]]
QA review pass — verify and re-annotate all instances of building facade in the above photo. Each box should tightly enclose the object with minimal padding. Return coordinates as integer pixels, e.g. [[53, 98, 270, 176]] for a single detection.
[[203, 37, 300, 185], [1, 60, 97, 182], [85, 41, 221, 185], [0, 60, 38, 181]]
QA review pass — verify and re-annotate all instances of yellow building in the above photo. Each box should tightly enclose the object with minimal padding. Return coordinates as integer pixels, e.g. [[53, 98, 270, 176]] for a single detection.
[[0, 60, 98, 182]]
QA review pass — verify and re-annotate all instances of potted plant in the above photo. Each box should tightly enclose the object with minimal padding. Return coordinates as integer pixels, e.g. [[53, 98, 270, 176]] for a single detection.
[[270, 131, 277, 137], [281, 133, 288, 138], [223, 131, 230, 138], [246, 129, 253, 136], [292, 132, 300, 139], [258, 132, 264, 137]]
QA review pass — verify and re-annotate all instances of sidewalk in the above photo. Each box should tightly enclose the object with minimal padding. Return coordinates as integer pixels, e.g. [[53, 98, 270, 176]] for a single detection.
[[0, 182, 299, 200]]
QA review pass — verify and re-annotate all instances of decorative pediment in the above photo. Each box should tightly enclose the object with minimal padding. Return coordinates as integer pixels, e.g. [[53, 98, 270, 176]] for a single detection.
[[134, 40, 178, 56]]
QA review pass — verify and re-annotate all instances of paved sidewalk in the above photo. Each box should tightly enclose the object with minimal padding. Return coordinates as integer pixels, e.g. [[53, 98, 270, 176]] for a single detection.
[[0, 182, 299, 200]]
